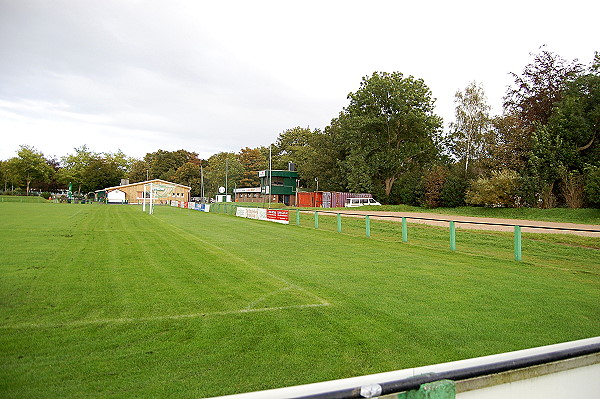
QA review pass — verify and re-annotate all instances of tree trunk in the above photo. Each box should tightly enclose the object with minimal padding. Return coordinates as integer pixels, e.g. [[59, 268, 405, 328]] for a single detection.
[[384, 177, 396, 196]]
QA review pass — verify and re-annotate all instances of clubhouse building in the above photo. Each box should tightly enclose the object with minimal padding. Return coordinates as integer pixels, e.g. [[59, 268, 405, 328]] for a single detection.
[[96, 179, 191, 204]]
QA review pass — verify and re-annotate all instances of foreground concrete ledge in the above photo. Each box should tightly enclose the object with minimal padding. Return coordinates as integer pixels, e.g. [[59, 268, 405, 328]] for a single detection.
[[207, 336, 600, 399]]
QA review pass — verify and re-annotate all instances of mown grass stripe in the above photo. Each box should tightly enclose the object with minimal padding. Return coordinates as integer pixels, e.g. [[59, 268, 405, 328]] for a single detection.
[[0, 303, 332, 329]]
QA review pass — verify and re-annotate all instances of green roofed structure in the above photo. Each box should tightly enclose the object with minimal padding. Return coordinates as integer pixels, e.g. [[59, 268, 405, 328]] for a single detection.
[[259, 169, 298, 206]]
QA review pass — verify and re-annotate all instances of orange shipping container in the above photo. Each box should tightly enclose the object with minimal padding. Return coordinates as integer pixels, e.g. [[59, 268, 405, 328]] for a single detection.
[[296, 192, 323, 207]]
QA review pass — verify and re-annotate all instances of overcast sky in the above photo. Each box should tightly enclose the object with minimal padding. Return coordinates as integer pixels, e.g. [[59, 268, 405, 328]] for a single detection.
[[1, 0, 598, 161]]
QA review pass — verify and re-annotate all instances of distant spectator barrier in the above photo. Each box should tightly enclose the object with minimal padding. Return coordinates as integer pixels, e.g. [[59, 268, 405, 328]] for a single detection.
[[292, 209, 600, 262], [236, 207, 289, 224], [170, 200, 210, 212], [170, 203, 599, 261]]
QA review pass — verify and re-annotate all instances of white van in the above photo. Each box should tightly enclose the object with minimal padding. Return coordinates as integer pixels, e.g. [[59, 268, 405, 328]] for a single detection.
[[345, 197, 381, 207]]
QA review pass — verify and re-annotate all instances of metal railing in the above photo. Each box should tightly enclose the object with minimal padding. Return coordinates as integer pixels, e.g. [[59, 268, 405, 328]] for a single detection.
[[292, 209, 600, 261]]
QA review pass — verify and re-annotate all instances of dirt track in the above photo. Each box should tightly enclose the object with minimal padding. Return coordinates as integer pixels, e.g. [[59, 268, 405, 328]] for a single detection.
[[318, 210, 600, 238]]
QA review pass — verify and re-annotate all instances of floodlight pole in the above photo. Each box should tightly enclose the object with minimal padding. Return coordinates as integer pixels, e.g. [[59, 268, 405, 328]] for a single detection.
[[225, 158, 229, 198], [200, 165, 205, 201], [268, 145, 272, 209]]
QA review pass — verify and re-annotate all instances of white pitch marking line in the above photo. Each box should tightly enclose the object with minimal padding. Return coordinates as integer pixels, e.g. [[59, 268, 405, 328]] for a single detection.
[[1, 302, 331, 329]]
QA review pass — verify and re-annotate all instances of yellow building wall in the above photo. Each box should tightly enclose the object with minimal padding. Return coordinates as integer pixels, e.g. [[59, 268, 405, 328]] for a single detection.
[[108, 181, 190, 204]]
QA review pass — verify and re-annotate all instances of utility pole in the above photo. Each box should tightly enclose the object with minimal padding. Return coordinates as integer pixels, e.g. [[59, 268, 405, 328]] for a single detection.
[[200, 164, 205, 201], [225, 158, 229, 199], [268, 145, 272, 209]]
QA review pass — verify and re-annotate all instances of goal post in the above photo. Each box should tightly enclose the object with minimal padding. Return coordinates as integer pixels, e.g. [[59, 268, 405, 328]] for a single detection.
[[142, 182, 177, 214]]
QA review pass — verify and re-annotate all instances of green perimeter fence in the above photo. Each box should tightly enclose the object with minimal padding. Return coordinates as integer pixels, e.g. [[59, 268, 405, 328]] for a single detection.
[[208, 204, 600, 262], [0, 196, 49, 203]]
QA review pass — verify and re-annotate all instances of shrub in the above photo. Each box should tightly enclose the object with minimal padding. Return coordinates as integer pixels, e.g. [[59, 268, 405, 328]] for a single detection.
[[560, 172, 584, 208], [422, 165, 448, 208], [466, 170, 520, 207], [584, 166, 600, 208], [441, 173, 467, 207]]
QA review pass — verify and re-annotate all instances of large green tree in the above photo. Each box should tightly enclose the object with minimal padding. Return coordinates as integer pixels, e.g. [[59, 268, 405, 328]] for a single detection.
[[335, 71, 443, 198], [171, 162, 202, 196], [144, 149, 199, 180], [11, 145, 53, 195], [272, 127, 326, 190], [59, 145, 97, 195], [204, 152, 243, 198], [504, 47, 584, 132], [60, 146, 129, 195], [500, 48, 588, 207], [531, 52, 600, 207], [127, 159, 150, 182], [81, 157, 124, 194], [237, 147, 267, 188], [0, 159, 20, 192]]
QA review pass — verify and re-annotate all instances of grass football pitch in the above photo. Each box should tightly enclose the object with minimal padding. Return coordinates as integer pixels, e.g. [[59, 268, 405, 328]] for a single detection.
[[1, 203, 599, 398]]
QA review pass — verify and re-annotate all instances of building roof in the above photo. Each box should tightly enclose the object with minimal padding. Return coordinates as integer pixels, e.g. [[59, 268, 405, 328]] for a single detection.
[[96, 179, 191, 193], [258, 170, 299, 178]]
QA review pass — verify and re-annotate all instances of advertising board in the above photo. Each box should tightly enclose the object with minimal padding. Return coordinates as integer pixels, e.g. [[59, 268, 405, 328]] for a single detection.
[[267, 210, 289, 224], [235, 207, 286, 224]]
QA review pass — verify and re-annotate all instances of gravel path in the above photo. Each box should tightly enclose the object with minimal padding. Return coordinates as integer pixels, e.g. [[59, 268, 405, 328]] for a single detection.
[[316, 210, 600, 238]]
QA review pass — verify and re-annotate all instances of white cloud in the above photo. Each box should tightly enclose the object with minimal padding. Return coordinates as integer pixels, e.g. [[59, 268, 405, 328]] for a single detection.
[[1, 0, 598, 160]]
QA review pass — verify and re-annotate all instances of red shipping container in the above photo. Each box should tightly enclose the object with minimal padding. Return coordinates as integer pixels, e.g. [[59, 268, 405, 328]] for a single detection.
[[296, 192, 323, 207]]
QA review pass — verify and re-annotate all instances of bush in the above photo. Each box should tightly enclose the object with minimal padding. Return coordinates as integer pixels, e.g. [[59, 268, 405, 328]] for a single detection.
[[391, 170, 424, 206], [560, 172, 584, 208], [441, 173, 467, 207], [422, 165, 448, 208], [466, 170, 520, 207], [584, 166, 600, 208], [514, 174, 538, 208]]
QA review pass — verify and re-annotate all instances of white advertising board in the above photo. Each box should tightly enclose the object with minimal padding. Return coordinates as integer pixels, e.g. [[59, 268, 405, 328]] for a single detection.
[[234, 207, 288, 224]]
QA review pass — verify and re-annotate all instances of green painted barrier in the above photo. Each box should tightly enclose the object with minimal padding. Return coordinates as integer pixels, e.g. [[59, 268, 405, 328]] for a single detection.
[[366, 215, 371, 238], [450, 221, 456, 251], [514, 225, 522, 261], [314, 211, 319, 229], [402, 217, 408, 242], [397, 379, 456, 399], [337, 213, 342, 233]]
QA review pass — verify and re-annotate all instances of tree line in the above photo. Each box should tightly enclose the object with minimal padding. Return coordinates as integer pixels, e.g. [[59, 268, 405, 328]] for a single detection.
[[1, 48, 598, 208]]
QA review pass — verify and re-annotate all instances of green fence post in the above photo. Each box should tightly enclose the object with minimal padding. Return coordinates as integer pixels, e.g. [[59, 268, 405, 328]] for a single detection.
[[366, 215, 371, 238], [514, 225, 522, 261], [296, 209, 300, 226], [314, 211, 319, 229], [337, 213, 342, 233], [402, 217, 408, 242], [450, 221, 456, 251]]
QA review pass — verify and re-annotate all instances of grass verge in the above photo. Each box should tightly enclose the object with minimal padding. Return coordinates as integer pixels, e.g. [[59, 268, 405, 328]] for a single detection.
[[1, 203, 598, 398]]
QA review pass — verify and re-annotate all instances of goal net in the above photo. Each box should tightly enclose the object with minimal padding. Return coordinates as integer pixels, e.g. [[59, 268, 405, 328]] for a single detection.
[[143, 182, 177, 214]]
